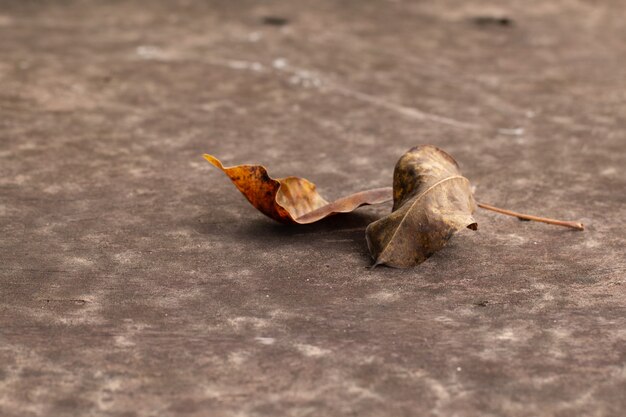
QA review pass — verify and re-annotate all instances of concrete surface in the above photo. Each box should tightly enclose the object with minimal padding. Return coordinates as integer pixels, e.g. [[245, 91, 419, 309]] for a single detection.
[[1, 0, 625, 416]]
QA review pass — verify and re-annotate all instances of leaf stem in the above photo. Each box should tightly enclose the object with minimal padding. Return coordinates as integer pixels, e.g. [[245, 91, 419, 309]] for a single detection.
[[477, 202, 584, 231]]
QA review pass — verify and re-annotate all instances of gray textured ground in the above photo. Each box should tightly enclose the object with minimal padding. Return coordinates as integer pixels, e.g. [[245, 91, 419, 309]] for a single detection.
[[1, 1, 625, 416]]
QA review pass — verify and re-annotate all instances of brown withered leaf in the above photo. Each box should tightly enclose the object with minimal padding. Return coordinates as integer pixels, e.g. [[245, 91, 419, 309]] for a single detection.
[[204, 154, 392, 224], [366, 145, 478, 268]]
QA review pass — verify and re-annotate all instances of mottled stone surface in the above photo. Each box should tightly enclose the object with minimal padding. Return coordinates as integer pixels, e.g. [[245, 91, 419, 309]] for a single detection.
[[1, 1, 625, 416]]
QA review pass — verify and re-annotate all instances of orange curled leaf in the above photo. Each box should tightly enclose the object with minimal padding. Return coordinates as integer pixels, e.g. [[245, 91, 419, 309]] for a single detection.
[[204, 154, 392, 224]]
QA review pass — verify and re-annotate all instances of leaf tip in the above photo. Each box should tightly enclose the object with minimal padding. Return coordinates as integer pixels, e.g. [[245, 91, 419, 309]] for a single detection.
[[203, 154, 224, 169], [369, 260, 382, 270]]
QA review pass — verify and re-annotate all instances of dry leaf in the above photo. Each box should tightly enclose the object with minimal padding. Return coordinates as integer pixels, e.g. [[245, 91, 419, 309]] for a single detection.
[[366, 145, 478, 268], [204, 154, 392, 224]]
